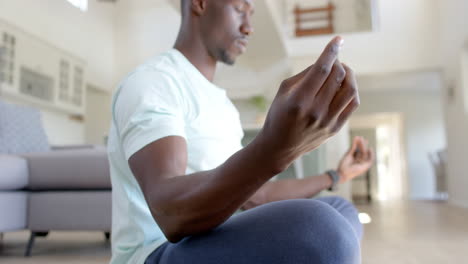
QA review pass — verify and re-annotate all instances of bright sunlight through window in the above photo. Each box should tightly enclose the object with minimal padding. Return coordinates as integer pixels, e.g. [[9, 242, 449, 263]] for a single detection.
[[66, 0, 88, 12]]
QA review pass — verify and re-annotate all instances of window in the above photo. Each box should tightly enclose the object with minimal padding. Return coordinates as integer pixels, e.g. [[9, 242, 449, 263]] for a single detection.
[[66, 0, 88, 12]]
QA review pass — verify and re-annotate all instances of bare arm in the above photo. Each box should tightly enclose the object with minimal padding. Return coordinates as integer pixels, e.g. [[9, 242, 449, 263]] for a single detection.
[[128, 37, 359, 243], [129, 135, 278, 243], [241, 136, 375, 210], [240, 174, 333, 210]]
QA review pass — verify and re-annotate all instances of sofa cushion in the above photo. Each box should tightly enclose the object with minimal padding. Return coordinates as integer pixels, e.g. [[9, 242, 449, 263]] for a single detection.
[[0, 192, 27, 231], [28, 191, 111, 231], [0, 155, 28, 190], [22, 149, 111, 190], [0, 100, 50, 154]]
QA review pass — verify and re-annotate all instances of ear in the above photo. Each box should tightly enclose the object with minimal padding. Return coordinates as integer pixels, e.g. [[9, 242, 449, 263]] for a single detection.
[[191, 0, 207, 16]]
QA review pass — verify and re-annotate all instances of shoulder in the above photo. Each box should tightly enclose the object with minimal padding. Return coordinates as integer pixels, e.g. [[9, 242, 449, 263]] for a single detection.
[[115, 51, 188, 103], [111, 50, 195, 123], [123, 52, 183, 91]]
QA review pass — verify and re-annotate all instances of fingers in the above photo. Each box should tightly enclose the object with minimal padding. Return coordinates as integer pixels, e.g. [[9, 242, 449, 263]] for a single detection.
[[349, 136, 360, 154], [300, 36, 344, 95], [357, 137, 366, 156], [312, 36, 344, 81], [313, 60, 346, 114], [328, 64, 359, 128], [333, 96, 360, 134], [344, 136, 360, 158], [356, 139, 374, 163]]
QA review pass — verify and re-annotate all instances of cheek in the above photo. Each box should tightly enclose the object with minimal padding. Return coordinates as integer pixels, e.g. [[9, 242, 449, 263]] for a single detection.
[[219, 7, 243, 35], [204, 7, 242, 49], [212, 23, 239, 48]]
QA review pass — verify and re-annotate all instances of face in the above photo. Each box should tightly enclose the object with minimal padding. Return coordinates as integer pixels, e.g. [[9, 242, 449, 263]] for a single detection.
[[201, 0, 255, 65]]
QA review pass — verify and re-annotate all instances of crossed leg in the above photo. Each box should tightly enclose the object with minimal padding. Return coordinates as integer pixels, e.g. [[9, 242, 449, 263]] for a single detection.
[[146, 196, 362, 264]]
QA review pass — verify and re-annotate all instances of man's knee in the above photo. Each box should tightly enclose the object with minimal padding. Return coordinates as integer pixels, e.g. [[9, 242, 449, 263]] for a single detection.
[[315, 196, 363, 239], [268, 199, 361, 263]]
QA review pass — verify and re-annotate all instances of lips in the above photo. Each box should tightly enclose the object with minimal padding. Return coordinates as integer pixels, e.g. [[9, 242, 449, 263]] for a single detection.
[[237, 38, 248, 47], [236, 38, 249, 53]]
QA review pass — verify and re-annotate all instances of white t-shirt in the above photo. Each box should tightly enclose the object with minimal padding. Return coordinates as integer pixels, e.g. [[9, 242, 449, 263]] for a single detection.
[[107, 49, 244, 264]]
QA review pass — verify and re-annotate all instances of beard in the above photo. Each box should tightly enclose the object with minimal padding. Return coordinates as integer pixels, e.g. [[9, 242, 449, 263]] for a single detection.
[[218, 49, 235, 66]]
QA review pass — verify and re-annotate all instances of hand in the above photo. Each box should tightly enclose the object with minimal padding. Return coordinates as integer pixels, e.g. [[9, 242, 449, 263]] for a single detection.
[[255, 36, 360, 174], [337, 136, 374, 183]]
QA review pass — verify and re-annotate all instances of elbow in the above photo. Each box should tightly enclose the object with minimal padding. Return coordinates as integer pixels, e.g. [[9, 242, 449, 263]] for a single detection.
[[157, 212, 219, 243], [147, 196, 220, 243], [159, 218, 190, 243], [162, 227, 182, 243], [165, 232, 184, 243], [146, 194, 188, 243], [150, 206, 190, 243], [146, 199, 191, 243]]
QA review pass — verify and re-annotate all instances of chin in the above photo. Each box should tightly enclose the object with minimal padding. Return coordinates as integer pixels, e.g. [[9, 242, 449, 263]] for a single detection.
[[222, 58, 236, 66], [219, 49, 237, 66]]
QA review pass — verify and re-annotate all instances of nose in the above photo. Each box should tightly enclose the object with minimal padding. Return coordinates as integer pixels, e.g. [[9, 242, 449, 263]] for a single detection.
[[241, 16, 254, 36]]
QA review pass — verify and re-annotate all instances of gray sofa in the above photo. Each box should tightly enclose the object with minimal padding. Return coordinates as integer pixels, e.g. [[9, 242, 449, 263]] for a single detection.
[[0, 155, 28, 232], [0, 99, 112, 256]]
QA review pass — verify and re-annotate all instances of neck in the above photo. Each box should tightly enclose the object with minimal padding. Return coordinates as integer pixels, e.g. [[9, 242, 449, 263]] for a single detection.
[[174, 30, 217, 82]]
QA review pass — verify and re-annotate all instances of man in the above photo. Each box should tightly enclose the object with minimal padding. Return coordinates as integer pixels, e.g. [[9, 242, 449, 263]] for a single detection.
[[107, 0, 374, 263]]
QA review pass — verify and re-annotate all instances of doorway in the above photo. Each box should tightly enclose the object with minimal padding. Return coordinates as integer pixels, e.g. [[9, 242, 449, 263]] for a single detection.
[[350, 112, 408, 202], [85, 85, 111, 145], [462, 47, 468, 113]]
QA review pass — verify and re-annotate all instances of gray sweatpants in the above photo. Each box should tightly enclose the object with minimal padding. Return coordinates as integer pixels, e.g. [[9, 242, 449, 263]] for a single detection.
[[145, 196, 363, 264]]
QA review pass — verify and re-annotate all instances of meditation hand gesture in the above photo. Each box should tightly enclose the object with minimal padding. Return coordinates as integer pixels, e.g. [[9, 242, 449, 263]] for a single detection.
[[256, 36, 360, 173], [337, 136, 375, 183]]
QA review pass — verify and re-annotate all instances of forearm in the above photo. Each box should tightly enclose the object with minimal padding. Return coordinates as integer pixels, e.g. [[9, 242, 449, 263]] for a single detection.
[[241, 173, 333, 210], [145, 138, 281, 242]]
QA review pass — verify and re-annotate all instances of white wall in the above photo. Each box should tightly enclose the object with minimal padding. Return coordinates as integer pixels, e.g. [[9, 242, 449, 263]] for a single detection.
[[463, 51, 468, 114], [113, 0, 181, 83], [0, 0, 115, 145], [41, 109, 85, 145], [215, 59, 291, 100], [354, 85, 446, 199], [437, 0, 468, 208]]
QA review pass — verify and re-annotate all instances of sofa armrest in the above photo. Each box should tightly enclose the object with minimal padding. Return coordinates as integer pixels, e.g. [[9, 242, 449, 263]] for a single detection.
[[0, 155, 28, 191], [21, 149, 111, 190], [51, 144, 106, 151]]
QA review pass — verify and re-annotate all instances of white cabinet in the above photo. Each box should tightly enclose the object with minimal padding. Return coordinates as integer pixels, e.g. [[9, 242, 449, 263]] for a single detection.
[[0, 19, 86, 116]]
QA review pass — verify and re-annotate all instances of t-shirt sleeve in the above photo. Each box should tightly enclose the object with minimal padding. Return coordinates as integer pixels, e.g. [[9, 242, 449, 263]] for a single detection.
[[113, 70, 187, 161]]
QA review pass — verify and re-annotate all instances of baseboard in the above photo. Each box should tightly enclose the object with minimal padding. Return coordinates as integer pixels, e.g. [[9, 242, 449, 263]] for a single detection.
[[449, 198, 468, 209]]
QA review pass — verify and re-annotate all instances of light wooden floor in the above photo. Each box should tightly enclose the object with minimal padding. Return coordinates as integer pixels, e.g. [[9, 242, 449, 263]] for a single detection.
[[1, 201, 467, 264], [358, 201, 468, 264]]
